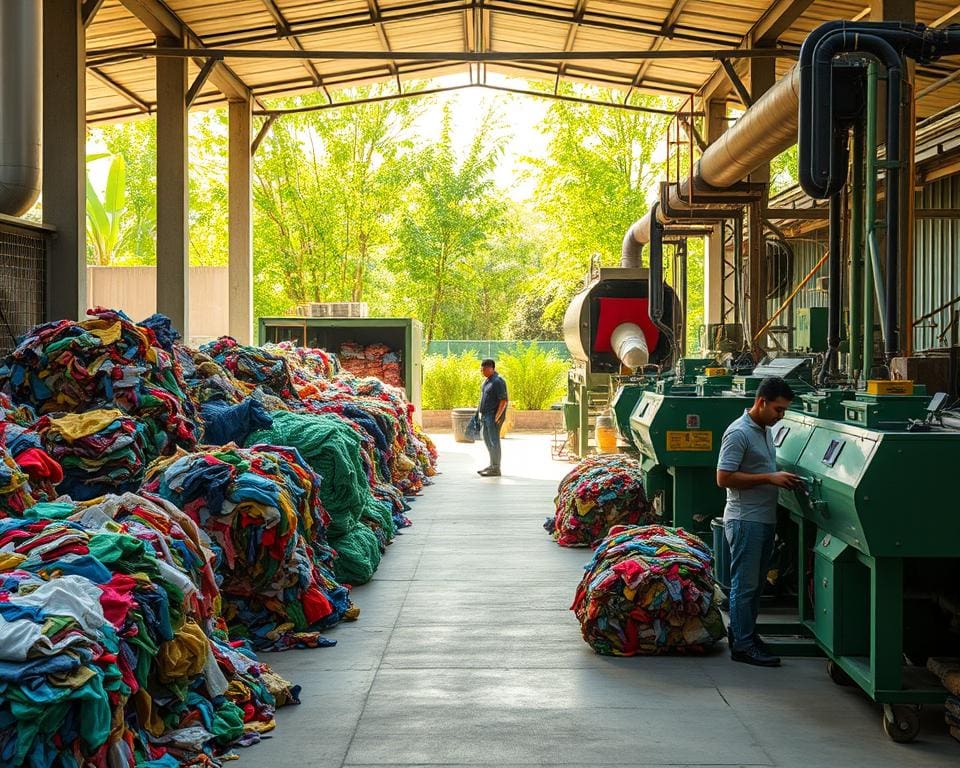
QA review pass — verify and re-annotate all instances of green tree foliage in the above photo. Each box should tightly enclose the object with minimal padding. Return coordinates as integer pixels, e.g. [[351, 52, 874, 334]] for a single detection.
[[85, 154, 127, 266], [497, 343, 567, 410], [389, 105, 507, 342], [253, 87, 422, 318], [422, 351, 481, 409]]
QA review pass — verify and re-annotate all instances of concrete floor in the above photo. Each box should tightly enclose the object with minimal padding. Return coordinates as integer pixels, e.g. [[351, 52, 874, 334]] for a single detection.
[[236, 433, 958, 768]]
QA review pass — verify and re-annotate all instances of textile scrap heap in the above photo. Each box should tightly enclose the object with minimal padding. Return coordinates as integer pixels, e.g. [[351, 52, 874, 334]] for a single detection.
[[0, 308, 198, 461], [0, 492, 299, 767], [35, 409, 148, 501], [928, 658, 960, 742], [546, 454, 654, 547], [246, 410, 393, 585], [572, 524, 725, 656], [143, 443, 357, 649], [200, 337, 301, 402], [337, 342, 404, 389]]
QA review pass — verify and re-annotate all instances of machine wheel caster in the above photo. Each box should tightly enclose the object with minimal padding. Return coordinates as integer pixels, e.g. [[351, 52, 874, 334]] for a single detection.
[[882, 704, 921, 743], [827, 660, 853, 686]]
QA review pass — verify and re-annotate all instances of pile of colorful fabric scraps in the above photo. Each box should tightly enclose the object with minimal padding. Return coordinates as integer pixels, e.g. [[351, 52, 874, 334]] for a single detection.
[[266, 342, 339, 379], [201, 337, 301, 401], [0, 494, 300, 767], [247, 409, 394, 585], [927, 658, 960, 742], [546, 454, 654, 547], [35, 408, 148, 501], [0, 408, 63, 503], [338, 342, 404, 388], [572, 524, 726, 656], [0, 308, 198, 461], [143, 443, 357, 648]]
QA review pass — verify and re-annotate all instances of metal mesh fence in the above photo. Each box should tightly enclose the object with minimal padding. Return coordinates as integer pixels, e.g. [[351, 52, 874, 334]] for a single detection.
[[0, 221, 46, 356]]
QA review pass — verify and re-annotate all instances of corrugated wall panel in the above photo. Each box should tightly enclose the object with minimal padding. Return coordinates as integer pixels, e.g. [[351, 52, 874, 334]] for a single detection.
[[914, 175, 960, 352]]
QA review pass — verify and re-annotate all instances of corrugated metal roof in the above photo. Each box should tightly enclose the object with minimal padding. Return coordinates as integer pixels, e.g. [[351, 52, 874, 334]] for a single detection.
[[83, 0, 960, 123]]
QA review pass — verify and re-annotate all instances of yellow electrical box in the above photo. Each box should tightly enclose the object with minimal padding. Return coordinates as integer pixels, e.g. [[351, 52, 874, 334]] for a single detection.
[[866, 379, 914, 396], [704, 367, 728, 377]]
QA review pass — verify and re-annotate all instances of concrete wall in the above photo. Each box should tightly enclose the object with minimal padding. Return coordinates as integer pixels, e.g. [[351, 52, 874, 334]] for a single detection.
[[87, 266, 228, 346]]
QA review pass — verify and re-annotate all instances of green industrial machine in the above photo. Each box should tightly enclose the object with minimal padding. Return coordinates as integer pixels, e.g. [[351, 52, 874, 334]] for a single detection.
[[728, 357, 816, 399], [773, 387, 960, 741], [795, 307, 829, 352], [629, 390, 752, 534]]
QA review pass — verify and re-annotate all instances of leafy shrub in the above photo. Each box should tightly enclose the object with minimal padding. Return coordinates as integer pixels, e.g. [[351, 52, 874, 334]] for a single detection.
[[422, 351, 481, 409], [497, 343, 567, 410]]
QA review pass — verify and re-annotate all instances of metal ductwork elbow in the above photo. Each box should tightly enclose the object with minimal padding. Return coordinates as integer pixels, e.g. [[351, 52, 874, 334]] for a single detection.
[[610, 322, 649, 369], [0, 1, 42, 217]]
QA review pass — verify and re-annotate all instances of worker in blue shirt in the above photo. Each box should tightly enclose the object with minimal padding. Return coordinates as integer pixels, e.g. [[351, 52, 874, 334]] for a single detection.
[[477, 359, 508, 477], [716, 376, 800, 667]]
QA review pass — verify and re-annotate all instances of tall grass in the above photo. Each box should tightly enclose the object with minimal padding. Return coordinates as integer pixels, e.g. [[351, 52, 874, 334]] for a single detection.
[[497, 343, 567, 410], [422, 351, 481, 409]]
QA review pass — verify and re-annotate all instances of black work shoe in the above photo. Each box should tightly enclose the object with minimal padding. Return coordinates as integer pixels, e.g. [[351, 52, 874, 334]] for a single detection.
[[731, 647, 781, 667], [477, 467, 492, 475], [479, 468, 501, 477], [753, 634, 772, 655]]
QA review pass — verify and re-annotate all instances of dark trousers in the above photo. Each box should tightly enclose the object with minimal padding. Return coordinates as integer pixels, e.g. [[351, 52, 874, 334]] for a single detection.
[[724, 519, 776, 652], [481, 412, 501, 469]]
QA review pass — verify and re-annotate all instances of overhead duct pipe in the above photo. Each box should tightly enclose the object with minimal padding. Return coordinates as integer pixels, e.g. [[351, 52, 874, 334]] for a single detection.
[[0, 1, 42, 216], [799, 21, 960, 363], [621, 66, 801, 261]]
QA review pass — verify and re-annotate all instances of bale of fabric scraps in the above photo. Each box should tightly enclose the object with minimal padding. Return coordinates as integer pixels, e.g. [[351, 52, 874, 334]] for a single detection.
[[201, 336, 300, 401], [246, 409, 393, 584], [0, 496, 300, 766], [143, 444, 357, 647], [546, 454, 654, 547], [36, 408, 149, 501], [572, 524, 725, 656], [0, 308, 198, 460]]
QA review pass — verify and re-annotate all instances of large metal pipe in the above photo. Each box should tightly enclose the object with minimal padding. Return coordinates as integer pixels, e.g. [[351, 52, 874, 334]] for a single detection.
[[0, 1, 42, 216], [610, 322, 649, 369], [621, 66, 800, 260]]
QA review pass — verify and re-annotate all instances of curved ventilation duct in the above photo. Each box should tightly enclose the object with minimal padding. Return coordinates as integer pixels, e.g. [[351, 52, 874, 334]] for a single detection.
[[0, 1, 42, 217], [621, 66, 801, 262]]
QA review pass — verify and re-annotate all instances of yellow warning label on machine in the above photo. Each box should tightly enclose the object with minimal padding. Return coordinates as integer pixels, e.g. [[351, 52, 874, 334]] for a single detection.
[[666, 430, 713, 451], [704, 367, 728, 377], [866, 379, 914, 395]]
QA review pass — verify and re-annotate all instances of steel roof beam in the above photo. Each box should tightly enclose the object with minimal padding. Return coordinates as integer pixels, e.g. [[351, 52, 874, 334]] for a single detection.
[[257, 0, 333, 102], [89, 65, 152, 113], [118, 0, 253, 102], [624, 0, 690, 103], [366, 0, 403, 91], [82, 0, 107, 27], [699, 0, 815, 104], [554, 0, 588, 93]]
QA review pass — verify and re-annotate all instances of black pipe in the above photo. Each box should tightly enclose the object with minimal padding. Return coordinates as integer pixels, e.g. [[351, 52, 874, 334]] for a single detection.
[[821, 192, 843, 384], [648, 203, 676, 361]]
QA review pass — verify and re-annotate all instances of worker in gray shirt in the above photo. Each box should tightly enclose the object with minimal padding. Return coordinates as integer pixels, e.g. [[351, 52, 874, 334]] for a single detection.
[[477, 358, 508, 477], [716, 376, 800, 667]]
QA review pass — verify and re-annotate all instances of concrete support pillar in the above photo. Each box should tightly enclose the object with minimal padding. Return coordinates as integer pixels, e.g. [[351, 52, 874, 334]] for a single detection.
[[156, 37, 189, 339], [43, 0, 86, 321], [228, 97, 253, 344], [702, 99, 727, 332]]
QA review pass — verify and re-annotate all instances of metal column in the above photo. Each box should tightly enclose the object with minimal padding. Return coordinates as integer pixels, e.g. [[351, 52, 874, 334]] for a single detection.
[[228, 97, 253, 344], [702, 99, 727, 331], [42, 0, 86, 321], [156, 36, 189, 339]]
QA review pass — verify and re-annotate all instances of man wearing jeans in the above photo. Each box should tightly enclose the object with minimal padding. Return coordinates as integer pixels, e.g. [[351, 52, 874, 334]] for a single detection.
[[477, 359, 508, 477], [716, 376, 800, 667]]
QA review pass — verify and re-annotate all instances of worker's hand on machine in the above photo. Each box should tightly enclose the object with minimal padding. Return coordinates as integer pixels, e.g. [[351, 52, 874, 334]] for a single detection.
[[768, 471, 803, 490]]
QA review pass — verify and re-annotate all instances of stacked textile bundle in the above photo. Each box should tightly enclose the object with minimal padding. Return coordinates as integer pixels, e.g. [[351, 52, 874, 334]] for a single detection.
[[928, 658, 960, 742], [572, 524, 725, 655], [338, 342, 404, 388], [546, 454, 654, 547], [36, 408, 149, 500], [247, 409, 393, 585], [0, 308, 198, 460], [269, 342, 339, 379], [0, 495, 299, 766], [201, 337, 301, 401], [143, 443, 357, 647]]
